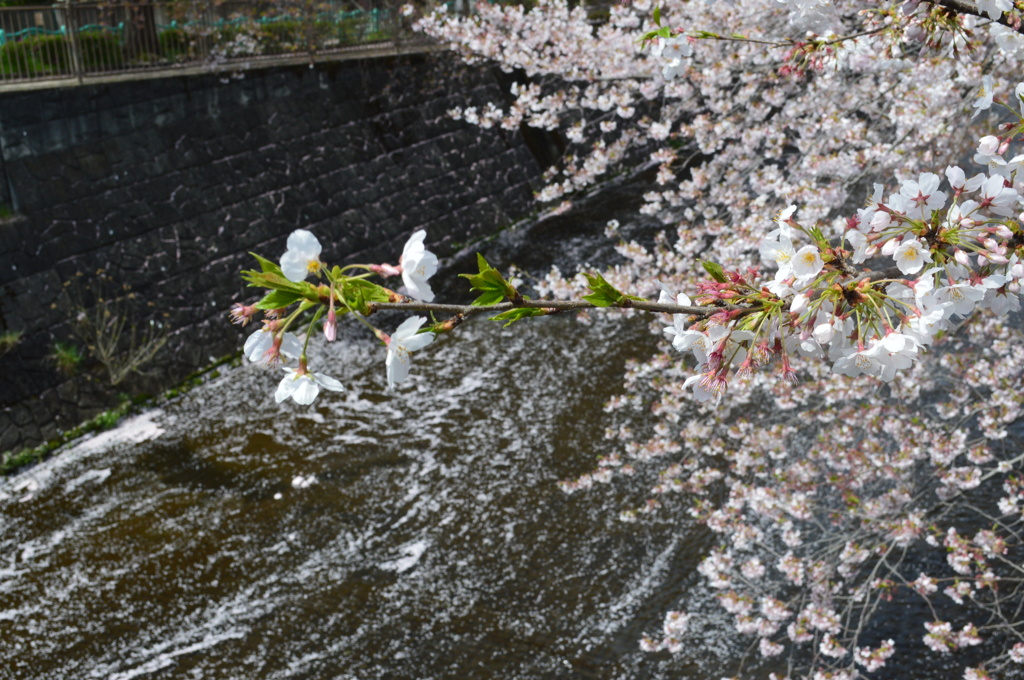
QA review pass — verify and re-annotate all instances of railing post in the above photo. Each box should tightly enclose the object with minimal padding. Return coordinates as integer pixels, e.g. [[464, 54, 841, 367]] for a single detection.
[[390, 0, 401, 49], [56, 0, 84, 84]]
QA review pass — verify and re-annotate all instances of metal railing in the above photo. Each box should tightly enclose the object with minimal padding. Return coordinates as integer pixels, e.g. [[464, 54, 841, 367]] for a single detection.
[[0, 0, 407, 85]]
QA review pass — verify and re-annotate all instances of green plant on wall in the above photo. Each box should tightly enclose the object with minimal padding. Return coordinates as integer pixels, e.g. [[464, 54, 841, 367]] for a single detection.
[[0, 329, 22, 356], [48, 341, 83, 376], [59, 271, 168, 387]]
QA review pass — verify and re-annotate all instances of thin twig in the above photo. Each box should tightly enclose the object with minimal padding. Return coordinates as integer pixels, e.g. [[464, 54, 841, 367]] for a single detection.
[[365, 297, 754, 317]]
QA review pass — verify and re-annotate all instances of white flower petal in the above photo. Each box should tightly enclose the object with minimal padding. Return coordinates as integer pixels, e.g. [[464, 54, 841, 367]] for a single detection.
[[386, 348, 412, 388], [403, 276, 435, 302], [402, 230, 427, 258], [287, 229, 322, 259], [275, 370, 300, 403], [792, 245, 823, 281], [280, 251, 310, 282], [393, 316, 427, 338], [312, 372, 344, 392], [400, 231, 438, 301], [280, 332, 302, 360], [400, 332, 434, 353], [291, 377, 320, 405], [384, 316, 435, 388], [281, 229, 322, 282], [244, 329, 272, 362]]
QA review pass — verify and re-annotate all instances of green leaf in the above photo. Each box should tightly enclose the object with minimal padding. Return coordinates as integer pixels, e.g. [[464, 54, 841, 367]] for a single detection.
[[639, 26, 672, 44], [653, 5, 661, 26], [701, 260, 728, 283], [340, 278, 391, 316], [250, 252, 281, 275], [582, 272, 626, 307], [255, 289, 304, 310], [808, 226, 828, 249], [490, 307, 546, 328], [582, 291, 618, 307], [473, 290, 507, 306], [241, 268, 307, 293], [460, 253, 517, 306]]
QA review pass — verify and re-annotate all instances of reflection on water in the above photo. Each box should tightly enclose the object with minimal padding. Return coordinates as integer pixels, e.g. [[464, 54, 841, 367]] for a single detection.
[[0, 314, 739, 680]]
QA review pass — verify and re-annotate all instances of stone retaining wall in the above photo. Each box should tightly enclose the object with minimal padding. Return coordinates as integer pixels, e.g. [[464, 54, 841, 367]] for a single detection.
[[0, 54, 542, 453]]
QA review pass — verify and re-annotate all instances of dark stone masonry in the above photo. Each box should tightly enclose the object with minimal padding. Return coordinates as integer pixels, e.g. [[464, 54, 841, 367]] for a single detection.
[[0, 55, 543, 453]]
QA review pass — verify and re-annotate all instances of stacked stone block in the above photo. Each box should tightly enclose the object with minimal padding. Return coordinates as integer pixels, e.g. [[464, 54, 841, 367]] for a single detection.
[[0, 55, 542, 452]]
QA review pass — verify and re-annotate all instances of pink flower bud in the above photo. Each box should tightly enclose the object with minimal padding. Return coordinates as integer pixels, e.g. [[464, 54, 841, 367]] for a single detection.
[[229, 303, 257, 326], [992, 224, 1013, 240], [371, 263, 403, 278], [324, 308, 337, 342]]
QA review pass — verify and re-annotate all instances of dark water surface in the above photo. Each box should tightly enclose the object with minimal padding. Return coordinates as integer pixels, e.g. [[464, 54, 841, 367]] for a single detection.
[[0, 295, 740, 680]]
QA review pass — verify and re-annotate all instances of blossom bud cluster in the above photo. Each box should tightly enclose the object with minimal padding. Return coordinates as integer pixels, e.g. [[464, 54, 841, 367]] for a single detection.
[[234, 229, 440, 404], [664, 123, 1024, 404]]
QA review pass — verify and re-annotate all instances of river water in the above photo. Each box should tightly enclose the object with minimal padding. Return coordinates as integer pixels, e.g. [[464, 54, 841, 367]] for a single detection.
[[0, 185, 749, 679], [0, 316, 734, 680]]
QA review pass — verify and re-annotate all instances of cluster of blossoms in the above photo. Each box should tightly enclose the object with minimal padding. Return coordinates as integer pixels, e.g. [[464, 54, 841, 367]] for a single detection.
[[585, 127, 1024, 675], [232, 229, 439, 403], [666, 142, 1024, 404], [416, 0, 1024, 225], [405, 0, 1024, 677]]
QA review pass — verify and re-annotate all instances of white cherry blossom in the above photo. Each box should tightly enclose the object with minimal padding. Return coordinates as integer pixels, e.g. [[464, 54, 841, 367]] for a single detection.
[[974, 136, 1002, 166], [244, 328, 301, 365], [760, 235, 796, 278], [791, 245, 824, 283], [280, 229, 322, 283], [978, 175, 1020, 217], [900, 173, 947, 220], [386, 316, 435, 388], [845, 229, 871, 263], [653, 35, 693, 79], [944, 166, 984, 194], [275, 364, 344, 405], [977, 0, 1012, 20], [893, 238, 931, 275], [972, 75, 995, 117], [660, 287, 694, 350], [400, 230, 439, 301]]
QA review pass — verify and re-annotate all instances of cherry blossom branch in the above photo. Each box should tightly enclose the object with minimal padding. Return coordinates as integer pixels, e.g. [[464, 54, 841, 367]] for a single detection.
[[690, 25, 888, 48], [927, 0, 1024, 36], [364, 297, 753, 317]]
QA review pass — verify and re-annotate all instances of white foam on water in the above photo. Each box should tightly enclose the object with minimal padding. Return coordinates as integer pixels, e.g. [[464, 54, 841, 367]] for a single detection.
[[102, 629, 248, 680], [379, 538, 429, 573], [291, 473, 318, 489], [69, 410, 166, 456], [90, 584, 275, 680], [63, 468, 112, 494], [0, 410, 165, 504]]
